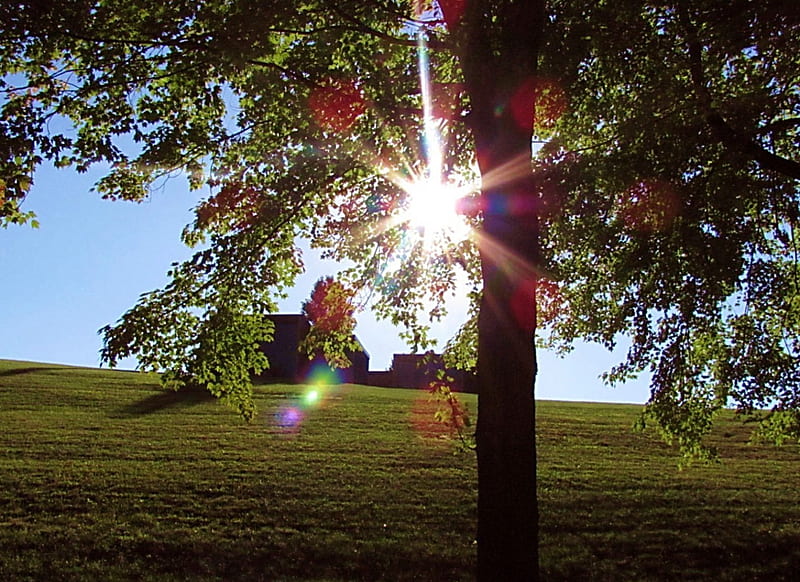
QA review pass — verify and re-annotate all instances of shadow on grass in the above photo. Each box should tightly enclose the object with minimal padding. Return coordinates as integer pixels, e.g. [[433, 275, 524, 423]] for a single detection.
[[539, 492, 800, 581], [117, 388, 217, 417], [0, 367, 62, 378]]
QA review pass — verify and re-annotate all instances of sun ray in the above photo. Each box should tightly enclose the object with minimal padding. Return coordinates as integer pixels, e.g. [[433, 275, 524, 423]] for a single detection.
[[379, 28, 476, 249], [470, 228, 545, 333], [478, 151, 534, 192], [417, 30, 443, 185], [306, 14, 479, 307]]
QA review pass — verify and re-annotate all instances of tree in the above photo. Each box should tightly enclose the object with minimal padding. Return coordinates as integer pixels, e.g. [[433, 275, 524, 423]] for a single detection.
[[2, 1, 799, 580], [300, 276, 360, 369], [537, 0, 800, 458]]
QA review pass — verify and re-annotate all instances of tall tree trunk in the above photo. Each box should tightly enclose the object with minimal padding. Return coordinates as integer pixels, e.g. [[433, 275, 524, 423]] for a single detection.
[[443, 1, 545, 577], [474, 134, 540, 581], [447, 0, 545, 578]]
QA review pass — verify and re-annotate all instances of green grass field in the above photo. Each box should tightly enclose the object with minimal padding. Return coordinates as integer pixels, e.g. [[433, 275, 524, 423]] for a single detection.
[[0, 359, 798, 581]]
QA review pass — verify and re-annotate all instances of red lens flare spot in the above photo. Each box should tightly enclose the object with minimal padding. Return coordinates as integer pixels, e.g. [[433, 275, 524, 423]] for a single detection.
[[196, 182, 261, 231], [510, 278, 537, 332], [308, 79, 367, 133], [508, 77, 567, 132], [619, 180, 681, 232], [410, 389, 450, 439], [536, 278, 565, 325]]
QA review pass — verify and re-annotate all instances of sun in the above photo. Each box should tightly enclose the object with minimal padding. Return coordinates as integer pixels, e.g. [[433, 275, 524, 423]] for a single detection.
[[400, 176, 472, 246], [372, 28, 476, 251]]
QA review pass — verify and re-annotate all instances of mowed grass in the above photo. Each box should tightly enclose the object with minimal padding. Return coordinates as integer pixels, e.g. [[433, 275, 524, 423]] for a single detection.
[[0, 360, 798, 581]]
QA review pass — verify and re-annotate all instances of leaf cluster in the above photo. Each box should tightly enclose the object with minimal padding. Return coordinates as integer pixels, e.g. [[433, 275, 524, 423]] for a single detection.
[[429, 377, 476, 451], [539, 0, 800, 455], [300, 276, 361, 369], [100, 221, 302, 420]]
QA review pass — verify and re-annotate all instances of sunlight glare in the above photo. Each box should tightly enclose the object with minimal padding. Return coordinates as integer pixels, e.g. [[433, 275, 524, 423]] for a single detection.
[[304, 389, 320, 405], [401, 176, 471, 244], [389, 28, 473, 248]]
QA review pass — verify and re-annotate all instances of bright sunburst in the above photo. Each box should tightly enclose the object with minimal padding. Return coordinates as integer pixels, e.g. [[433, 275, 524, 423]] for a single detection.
[[390, 27, 474, 249], [397, 174, 472, 247]]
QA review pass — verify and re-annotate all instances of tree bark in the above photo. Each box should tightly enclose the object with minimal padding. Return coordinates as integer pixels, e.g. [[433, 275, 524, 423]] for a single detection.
[[467, 53, 542, 582], [475, 188, 540, 581], [444, 1, 545, 578], [471, 112, 541, 580]]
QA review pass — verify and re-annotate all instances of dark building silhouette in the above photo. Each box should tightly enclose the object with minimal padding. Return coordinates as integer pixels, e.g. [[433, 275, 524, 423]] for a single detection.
[[390, 353, 441, 389], [258, 314, 370, 384], [382, 353, 477, 393], [257, 314, 474, 391], [367, 370, 393, 387]]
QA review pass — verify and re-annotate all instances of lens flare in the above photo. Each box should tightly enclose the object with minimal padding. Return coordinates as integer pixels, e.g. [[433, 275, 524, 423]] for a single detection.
[[410, 389, 451, 439], [274, 406, 304, 433], [380, 29, 475, 250], [398, 175, 472, 245], [267, 361, 352, 434], [308, 79, 367, 133], [618, 180, 681, 232], [306, 361, 344, 385]]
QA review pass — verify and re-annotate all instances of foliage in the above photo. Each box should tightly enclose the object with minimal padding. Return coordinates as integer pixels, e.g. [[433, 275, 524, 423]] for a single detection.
[[535, 0, 800, 455], [0, 0, 468, 413], [99, 222, 300, 419], [3, 6, 800, 575], [429, 379, 476, 451], [300, 276, 360, 368], [5, 4, 800, 580], [442, 286, 481, 373]]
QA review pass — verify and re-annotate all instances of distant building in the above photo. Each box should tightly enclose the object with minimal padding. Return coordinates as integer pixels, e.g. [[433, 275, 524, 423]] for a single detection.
[[258, 314, 370, 384], [384, 353, 477, 393], [390, 353, 441, 389], [257, 314, 474, 391], [367, 370, 393, 387]]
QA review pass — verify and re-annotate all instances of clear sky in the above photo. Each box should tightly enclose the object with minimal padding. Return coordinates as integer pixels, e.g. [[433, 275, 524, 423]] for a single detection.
[[0, 163, 651, 404]]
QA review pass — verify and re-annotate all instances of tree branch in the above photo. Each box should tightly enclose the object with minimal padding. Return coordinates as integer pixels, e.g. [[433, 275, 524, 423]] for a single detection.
[[704, 111, 800, 180], [682, 13, 800, 180], [755, 117, 800, 136]]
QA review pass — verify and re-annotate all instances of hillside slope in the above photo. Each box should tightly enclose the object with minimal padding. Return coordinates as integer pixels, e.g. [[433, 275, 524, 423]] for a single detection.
[[0, 359, 798, 581]]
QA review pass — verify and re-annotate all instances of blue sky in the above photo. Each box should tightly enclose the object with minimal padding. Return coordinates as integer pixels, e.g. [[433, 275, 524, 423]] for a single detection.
[[0, 164, 651, 404]]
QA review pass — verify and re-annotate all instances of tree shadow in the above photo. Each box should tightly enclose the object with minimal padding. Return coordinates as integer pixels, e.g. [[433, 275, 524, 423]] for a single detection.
[[117, 388, 217, 417], [253, 377, 296, 386], [0, 367, 62, 377]]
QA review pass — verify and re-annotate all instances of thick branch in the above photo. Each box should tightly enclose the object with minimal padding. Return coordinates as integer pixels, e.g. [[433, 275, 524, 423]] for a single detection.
[[756, 117, 800, 136], [683, 17, 800, 180], [704, 111, 800, 180]]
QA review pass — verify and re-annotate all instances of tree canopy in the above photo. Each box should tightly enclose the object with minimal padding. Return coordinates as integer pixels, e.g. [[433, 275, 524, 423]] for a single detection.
[[3, 1, 799, 579], [539, 0, 800, 454], [300, 276, 360, 368]]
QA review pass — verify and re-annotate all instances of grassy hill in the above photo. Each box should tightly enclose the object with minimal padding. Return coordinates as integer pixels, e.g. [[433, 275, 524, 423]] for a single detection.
[[0, 359, 798, 581]]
